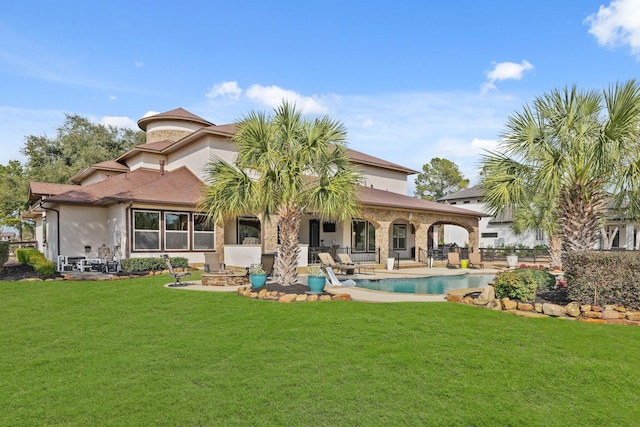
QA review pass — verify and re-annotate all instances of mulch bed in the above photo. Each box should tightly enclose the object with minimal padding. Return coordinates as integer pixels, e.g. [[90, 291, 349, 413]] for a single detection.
[[0, 263, 63, 281]]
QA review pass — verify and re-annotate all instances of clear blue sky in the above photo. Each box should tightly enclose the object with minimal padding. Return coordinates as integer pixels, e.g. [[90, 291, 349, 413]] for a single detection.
[[1, 0, 639, 190]]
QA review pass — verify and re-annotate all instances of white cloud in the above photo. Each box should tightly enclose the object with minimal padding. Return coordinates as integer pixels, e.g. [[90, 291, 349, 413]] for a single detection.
[[142, 110, 159, 119], [100, 116, 137, 129], [470, 138, 498, 153], [206, 81, 242, 100], [585, 0, 640, 58], [134, 60, 144, 67], [245, 84, 329, 114], [481, 60, 534, 94], [108, 94, 117, 101]]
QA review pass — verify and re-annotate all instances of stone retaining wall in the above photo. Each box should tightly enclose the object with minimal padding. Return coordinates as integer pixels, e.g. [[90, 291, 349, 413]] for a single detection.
[[448, 286, 640, 326], [237, 286, 352, 302]]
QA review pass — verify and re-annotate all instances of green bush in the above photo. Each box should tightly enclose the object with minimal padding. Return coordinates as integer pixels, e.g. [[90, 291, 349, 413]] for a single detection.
[[0, 241, 9, 273], [16, 248, 39, 265], [120, 256, 189, 273], [15, 249, 56, 278], [564, 251, 640, 309], [493, 269, 539, 301]]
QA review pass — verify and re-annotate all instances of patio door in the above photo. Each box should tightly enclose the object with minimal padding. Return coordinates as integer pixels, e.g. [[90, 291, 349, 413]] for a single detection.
[[309, 219, 320, 247]]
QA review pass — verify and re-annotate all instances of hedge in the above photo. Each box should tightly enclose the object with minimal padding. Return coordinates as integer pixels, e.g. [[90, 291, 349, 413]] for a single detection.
[[120, 256, 189, 273], [564, 251, 640, 309], [15, 248, 56, 278], [0, 241, 9, 273]]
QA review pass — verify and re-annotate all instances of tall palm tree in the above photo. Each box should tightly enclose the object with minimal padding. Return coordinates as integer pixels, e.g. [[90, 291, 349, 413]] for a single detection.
[[198, 102, 362, 286], [480, 80, 640, 262]]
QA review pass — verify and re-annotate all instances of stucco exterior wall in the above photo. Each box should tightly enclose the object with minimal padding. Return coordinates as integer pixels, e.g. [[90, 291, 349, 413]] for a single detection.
[[356, 164, 409, 194], [166, 135, 237, 180]]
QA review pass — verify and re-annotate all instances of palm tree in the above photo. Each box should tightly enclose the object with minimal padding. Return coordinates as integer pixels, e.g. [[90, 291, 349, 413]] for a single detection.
[[198, 102, 362, 286], [480, 80, 640, 263]]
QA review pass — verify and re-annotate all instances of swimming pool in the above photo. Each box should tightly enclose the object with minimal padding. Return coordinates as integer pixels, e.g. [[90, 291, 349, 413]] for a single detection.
[[354, 274, 495, 295]]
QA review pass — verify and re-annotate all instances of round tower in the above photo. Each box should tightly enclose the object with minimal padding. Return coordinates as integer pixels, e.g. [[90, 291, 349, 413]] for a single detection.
[[137, 107, 214, 143]]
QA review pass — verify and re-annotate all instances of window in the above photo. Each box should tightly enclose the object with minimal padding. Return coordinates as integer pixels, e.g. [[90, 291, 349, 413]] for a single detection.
[[134, 211, 160, 250], [481, 232, 498, 238], [237, 217, 261, 243], [352, 219, 376, 252], [393, 224, 406, 250], [534, 229, 545, 241], [165, 212, 189, 250], [194, 214, 215, 250]]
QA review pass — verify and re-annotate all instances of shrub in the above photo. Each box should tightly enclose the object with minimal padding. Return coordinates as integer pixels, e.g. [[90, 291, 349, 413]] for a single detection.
[[15, 249, 56, 278], [120, 256, 190, 273], [493, 269, 539, 301], [564, 251, 640, 309], [0, 241, 9, 273]]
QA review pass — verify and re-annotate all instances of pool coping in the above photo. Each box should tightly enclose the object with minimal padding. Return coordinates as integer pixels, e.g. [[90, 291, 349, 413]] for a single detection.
[[166, 267, 501, 303]]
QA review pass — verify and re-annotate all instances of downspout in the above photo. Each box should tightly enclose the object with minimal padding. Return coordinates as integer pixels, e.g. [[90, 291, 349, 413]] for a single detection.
[[125, 202, 132, 258]]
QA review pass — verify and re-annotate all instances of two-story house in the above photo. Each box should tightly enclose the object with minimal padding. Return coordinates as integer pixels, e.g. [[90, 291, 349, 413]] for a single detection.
[[25, 108, 483, 268]]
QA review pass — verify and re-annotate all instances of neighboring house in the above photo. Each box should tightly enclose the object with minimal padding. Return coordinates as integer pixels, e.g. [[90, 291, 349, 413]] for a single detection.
[[0, 231, 16, 241], [438, 186, 547, 248], [24, 108, 483, 267]]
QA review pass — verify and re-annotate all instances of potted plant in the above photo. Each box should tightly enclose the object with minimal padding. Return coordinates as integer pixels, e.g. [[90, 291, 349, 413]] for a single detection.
[[306, 266, 326, 293], [248, 264, 267, 289]]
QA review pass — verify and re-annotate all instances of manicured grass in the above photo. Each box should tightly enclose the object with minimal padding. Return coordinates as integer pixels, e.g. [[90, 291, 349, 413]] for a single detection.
[[1, 274, 639, 426]]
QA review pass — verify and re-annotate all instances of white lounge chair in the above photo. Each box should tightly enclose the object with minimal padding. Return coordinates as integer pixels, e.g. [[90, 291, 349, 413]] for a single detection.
[[324, 267, 356, 287]]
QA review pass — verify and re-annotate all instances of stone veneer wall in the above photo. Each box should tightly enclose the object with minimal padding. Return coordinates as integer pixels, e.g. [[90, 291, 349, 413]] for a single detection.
[[146, 129, 192, 144]]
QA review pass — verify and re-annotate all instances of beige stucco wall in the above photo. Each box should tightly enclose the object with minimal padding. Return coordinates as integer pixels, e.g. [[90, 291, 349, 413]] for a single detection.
[[166, 135, 237, 180], [356, 164, 410, 194]]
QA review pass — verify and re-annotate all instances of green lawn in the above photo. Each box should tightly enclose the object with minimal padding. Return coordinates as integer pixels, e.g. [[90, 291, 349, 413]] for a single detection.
[[1, 273, 639, 426]]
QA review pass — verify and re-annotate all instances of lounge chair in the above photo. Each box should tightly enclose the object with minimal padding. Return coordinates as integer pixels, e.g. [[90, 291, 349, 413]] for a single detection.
[[324, 267, 356, 287], [337, 253, 375, 274], [204, 252, 224, 273], [318, 252, 354, 275], [468, 252, 484, 269], [446, 252, 462, 269], [164, 254, 191, 287]]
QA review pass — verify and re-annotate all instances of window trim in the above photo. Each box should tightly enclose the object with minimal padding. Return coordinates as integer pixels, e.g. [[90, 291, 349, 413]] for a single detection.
[[193, 213, 216, 250], [392, 224, 407, 250], [164, 212, 190, 251], [133, 210, 161, 251]]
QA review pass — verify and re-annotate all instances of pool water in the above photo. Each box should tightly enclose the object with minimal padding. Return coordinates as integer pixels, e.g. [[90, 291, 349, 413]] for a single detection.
[[354, 274, 495, 294]]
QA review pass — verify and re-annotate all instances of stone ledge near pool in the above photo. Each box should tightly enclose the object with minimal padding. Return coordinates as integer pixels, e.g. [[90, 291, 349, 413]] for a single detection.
[[237, 285, 352, 302], [202, 272, 249, 287], [448, 286, 640, 326]]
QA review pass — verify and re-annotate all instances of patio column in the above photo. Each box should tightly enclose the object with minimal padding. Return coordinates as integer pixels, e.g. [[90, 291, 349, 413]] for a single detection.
[[414, 223, 430, 262], [376, 220, 391, 261], [261, 215, 279, 254], [468, 226, 480, 253]]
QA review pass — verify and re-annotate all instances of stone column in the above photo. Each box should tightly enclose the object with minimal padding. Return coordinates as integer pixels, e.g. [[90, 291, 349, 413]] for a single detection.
[[261, 215, 279, 254], [377, 220, 391, 261], [414, 222, 431, 261]]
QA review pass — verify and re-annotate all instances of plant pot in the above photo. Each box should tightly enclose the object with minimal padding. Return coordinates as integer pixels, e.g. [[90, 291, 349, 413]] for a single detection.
[[460, 259, 469, 269], [506, 255, 518, 269], [387, 258, 395, 271], [250, 273, 267, 289], [307, 276, 326, 293]]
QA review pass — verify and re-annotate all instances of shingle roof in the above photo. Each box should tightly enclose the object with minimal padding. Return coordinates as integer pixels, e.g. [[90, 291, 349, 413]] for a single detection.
[[40, 167, 205, 207], [347, 149, 419, 175], [137, 107, 214, 131], [29, 182, 80, 201], [358, 185, 485, 217]]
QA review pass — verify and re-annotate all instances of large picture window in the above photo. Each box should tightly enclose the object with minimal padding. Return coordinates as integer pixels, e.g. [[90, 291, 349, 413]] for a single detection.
[[237, 217, 261, 244], [352, 219, 376, 252], [194, 214, 215, 250], [393, 224, 406, 250], [165, 212, 189, 250], [134, 211, 160, 250]]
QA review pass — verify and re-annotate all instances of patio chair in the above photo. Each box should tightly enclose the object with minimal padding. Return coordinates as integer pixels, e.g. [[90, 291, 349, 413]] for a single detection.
[[204, 252, 224, 273], [468, 252, 484, 269], [163, 254, 191, 287], [337, 253, 375, 275], [318, 252, 354, 275], [446, 252, 462, 269]]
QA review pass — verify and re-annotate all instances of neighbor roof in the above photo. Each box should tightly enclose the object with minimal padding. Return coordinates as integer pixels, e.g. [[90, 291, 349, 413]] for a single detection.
[[437, 185, 484, 202]]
